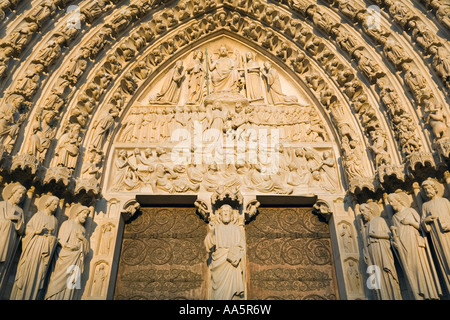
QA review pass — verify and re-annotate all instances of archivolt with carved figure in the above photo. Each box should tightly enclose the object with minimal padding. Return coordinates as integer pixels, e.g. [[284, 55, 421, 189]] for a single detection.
[[0, 0, 448, 302]]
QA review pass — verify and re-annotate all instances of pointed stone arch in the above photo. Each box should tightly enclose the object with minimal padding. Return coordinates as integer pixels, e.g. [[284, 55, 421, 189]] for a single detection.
[[0, 0, 449, 301]]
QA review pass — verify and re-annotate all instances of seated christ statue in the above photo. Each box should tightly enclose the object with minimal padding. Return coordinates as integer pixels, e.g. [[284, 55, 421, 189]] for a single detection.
[[209, 46, 239, 93]]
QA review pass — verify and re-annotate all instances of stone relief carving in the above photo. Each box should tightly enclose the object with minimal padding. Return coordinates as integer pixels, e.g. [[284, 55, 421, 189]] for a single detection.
[[204, 204, 246, 300], [98, 223, 115, 256], [420, 179, 450, 293], [90, 262, 108, 297], [359, 201, 402, 300], [387, 191, 442, 300], [345, 258, 363, 295], [10, 195, 59, 300], [0, 0, 448, 302], [109, 145, 339, 195], [339, 221, 355, 254], [45, 204, 90, 300], [0, 182, 26, 288]]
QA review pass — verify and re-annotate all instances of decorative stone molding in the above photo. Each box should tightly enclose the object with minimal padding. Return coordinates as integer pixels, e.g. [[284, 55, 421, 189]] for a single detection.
[[120, 198, 141, 222], [0, 0, 448, 302], [313, 199, 333, 222]]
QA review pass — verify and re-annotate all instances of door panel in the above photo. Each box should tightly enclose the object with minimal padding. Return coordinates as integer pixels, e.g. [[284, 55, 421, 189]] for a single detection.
[[114, 207, 207, 300], [246, 207, 339, 300]]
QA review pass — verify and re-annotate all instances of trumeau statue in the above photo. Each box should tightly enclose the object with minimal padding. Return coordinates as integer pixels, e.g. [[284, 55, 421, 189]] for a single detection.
[[10, 195, 59, 300], [359, 202, 402, 300], [421, 179, 450, 293], [204, 204, 245, 300], [0, 183, 26, 288], [45, 204, 90, 300], [387, 191, 442, 300]]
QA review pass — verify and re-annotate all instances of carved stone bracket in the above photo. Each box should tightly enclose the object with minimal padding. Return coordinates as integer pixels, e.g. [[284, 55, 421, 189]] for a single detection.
[[41, 166, 74, 187], [121, 199, 141, 223], [313, 199, 332, 222]]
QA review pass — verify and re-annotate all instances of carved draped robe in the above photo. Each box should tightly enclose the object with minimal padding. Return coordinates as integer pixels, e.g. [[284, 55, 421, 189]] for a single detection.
[[55, 132, 80, 170], [0, 200, 24, 284], [210, 56, 239, 93], [204, 223, 245, 300], [245, 60, 263, 100], [186, 60, 204, 104], [421, 197, 450, 292], [45, 219, 89, 300], [10, 210, 57, 300], [156, 66, 184, 104], [365, 216, 402, 300], [391, 208, 442, 299], [263, 67, 287, 105]]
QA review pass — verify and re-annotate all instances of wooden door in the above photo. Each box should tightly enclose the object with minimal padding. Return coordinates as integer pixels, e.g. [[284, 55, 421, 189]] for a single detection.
[[245, 207, 339, 300], [114, 207, 208, 300]]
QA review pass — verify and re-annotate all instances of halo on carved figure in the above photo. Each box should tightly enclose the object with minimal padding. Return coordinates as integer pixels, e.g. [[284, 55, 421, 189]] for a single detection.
[[37, 194, 59, 212], [389, 189, 412, 208], [68, 203, 90, 220], [1, 182, 26, 201], [359, 201, 381, 218], [421, 178, 445, 198]]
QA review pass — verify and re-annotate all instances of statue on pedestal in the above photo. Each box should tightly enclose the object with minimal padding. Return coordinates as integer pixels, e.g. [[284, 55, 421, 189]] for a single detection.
[[204, 204, 245, 300], [45, 204, 90, 300], [387, 191, 442, 300], [10, 195, 59, 300], [0, 183, 26, 288], [421, 179, 450, 293]]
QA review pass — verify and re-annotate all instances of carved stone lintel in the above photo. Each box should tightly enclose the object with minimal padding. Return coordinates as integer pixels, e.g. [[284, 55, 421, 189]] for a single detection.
[[313, 199, 332, 222], [376, 164, 405, 183], [121, 199, 141, 222]]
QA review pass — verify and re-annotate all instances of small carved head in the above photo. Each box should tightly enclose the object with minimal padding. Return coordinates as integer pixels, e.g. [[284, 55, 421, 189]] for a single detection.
[[359, 202, 380, 222], [6, 183, 27, 206], [219, 45, 228, 57], [387, 191, 410, 212], [218, 204, 234, 225], [421, 179, 440, 200]]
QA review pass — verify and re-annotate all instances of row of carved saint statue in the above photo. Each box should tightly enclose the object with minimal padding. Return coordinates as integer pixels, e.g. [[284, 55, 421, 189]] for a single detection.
[[0, 182, 89, 300], [150, 46, 298, 106], [360, 178, 450, 300]]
